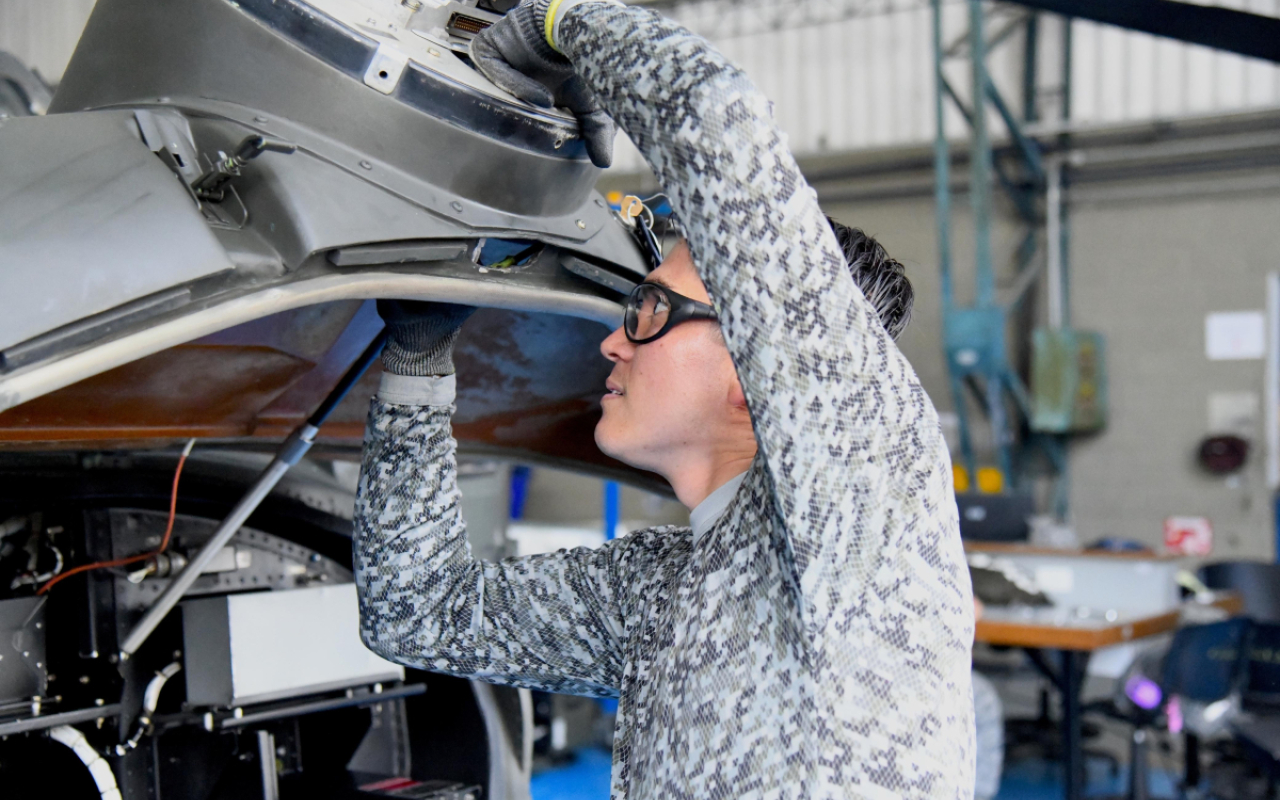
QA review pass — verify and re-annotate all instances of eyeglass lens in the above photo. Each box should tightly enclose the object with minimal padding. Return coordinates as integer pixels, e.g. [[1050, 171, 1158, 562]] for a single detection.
[[626, 284, 671, 340]]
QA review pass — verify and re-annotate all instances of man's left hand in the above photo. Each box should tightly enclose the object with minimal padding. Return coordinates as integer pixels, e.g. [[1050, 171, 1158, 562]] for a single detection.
[[470, 0, 616, 168]]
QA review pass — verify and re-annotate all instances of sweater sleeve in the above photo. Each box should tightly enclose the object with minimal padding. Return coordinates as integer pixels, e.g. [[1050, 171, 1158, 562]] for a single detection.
[[353, 375, 683, 697], [556, 4, 966, 632]]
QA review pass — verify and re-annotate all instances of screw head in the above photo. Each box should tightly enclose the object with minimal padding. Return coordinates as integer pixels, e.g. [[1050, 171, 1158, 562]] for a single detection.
[[80, 675, 91, 684], [359, 160, 373, 170], [450, 201, 463, 212], [576, 219, 586, 229], [254, 115, 269, 123]]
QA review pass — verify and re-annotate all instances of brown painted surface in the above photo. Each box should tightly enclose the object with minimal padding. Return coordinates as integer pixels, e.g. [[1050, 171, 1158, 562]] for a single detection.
[[0, 345, 313, 440], [0, 301, 648, 482]]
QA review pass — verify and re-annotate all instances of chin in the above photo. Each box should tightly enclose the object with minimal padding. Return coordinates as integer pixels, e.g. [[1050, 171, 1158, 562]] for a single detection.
[[594, 418, 642, 470]]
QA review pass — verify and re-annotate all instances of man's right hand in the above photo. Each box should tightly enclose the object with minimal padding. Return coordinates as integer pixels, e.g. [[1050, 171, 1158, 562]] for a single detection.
[[376, 300, 477, 377]]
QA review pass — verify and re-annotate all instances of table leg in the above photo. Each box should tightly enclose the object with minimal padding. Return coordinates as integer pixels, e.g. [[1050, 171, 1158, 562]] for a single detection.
[[1060, 649, 1088, 800]]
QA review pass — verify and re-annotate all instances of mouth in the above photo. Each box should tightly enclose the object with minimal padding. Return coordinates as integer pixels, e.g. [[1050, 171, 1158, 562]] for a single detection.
[[604, 380, 624, 399]]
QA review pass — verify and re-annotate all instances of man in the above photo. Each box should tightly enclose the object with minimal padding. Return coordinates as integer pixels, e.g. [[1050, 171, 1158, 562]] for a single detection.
[[354, 1, 975, 797]]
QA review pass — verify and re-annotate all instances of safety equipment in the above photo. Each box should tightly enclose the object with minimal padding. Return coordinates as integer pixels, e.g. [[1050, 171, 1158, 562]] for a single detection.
[[377, 301, 480, 377], [470, 0, 616, 167], [623, 283, 718, 344]]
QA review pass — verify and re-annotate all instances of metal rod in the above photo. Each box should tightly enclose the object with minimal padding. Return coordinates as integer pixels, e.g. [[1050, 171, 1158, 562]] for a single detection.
[[932, 0, 953, 309], [1046, 157, 1063, 330], [220, 683, 426, 729], [1266, 274, 1280, 495], [1023, 12, 1039, 124], [119, 331, 387, 658], [0, 703, 122, 736], [258, 730, 280, 800], [967, 0, 996, 308], [985, 75, 1044, 181]]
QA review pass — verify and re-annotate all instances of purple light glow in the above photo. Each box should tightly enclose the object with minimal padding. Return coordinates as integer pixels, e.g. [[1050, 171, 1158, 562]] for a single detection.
[[1125, 674, 1163, 711]]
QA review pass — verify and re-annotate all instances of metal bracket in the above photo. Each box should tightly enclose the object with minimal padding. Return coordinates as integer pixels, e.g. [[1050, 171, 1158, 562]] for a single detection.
[[363, 43, 409, 95], [192, 134, 298, 202]]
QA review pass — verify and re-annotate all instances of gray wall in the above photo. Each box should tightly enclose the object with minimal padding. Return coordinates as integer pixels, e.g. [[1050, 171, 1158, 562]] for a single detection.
[[1069, 181, 1280, 560], [601, 120, 1280, 560], [828, 169, 1280, 559]]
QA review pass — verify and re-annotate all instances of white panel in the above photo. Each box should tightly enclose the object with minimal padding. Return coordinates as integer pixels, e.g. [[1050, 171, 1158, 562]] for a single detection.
[[225, 583, 404, 704]]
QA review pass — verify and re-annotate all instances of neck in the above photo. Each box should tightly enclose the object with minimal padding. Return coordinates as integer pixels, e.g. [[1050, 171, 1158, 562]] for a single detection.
[[666, 448, 756, 509]]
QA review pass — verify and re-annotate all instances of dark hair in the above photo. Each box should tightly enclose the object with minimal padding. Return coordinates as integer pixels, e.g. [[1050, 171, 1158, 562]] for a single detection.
[[826, 216, 913, 340]]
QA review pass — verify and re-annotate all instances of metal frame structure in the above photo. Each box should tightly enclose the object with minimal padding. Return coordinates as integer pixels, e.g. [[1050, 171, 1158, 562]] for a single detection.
[[932, 0, 1067, 505]]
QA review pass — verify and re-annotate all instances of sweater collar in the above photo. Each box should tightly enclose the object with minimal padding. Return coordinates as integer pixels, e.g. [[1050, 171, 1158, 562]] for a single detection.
[[689, 471, 748, 545]]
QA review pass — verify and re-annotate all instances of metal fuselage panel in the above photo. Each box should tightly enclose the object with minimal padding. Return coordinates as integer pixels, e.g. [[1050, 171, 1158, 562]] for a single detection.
[[0, 0, 652, 481]]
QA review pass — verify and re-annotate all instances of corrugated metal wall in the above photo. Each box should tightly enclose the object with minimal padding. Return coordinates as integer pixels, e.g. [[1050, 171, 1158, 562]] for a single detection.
[[2, 0, 1278, 169], [612, 0, 1280, 172]]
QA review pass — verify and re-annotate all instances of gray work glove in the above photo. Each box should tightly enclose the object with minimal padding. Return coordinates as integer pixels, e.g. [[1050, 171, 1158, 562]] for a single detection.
[[377, 300, 477, 377], [469, 0, 616, 168]]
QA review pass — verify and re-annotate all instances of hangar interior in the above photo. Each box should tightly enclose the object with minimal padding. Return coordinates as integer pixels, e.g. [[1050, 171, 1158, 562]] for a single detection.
[[1, 1, 1280, 799]]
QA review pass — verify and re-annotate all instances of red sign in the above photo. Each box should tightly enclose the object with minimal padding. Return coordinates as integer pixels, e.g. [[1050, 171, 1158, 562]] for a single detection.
[[1164, 516, 1213, 556]]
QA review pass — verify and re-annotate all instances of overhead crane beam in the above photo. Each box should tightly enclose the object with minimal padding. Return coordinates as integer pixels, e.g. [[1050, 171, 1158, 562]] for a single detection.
[[999, 0, 1280, 63]]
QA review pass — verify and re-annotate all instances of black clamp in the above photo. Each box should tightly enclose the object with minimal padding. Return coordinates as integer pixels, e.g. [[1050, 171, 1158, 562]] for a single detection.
[[192, 135, 297, 202]]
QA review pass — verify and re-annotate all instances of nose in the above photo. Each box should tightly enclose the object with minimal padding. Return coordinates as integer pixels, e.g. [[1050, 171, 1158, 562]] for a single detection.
[[601, 325, 633, 364]]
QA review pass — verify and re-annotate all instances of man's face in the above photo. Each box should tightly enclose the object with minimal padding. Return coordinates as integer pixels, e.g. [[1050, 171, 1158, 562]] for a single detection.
[[595, 242, 747, 476]]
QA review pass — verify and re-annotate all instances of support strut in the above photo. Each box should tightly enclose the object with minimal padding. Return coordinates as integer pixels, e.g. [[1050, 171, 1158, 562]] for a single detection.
[[119, 329, 388, 658]]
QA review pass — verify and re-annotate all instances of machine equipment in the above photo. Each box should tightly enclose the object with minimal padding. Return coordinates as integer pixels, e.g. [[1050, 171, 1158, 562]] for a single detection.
[[0, 0, 652, 796]]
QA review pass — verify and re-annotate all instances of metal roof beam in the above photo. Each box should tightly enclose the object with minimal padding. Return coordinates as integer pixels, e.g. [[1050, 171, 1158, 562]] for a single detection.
[[1001, 0, 1280, 63]]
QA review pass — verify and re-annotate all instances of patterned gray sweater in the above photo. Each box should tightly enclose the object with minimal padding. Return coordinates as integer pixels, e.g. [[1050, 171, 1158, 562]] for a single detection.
[[354, 3, 975, 798]]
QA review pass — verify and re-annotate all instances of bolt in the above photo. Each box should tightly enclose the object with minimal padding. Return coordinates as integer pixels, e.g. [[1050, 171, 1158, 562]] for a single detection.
[[21, 651, 28, 658], [554, 138, 564, 149], [402, 0, 423, 8], [450, 201, 463, 212], [309, 553, 321, 563], [254, 115, 269, 123], [34, 622, 41, 629], [80, 675, 91, 684], [277, 746, 288, 756], [595, 198, 604, 207], [34, 662, 42, 668], [359, 160, 373, 170], [427, 47, 441, 58], [95, 698, 105, 706], [576, 219, 586, 229], [173, 650, 182, 660], [108, 654, 119, 664]]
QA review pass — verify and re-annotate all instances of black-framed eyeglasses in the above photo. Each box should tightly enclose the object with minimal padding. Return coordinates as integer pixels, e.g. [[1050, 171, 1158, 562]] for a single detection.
[[624, 282, 718, 344]]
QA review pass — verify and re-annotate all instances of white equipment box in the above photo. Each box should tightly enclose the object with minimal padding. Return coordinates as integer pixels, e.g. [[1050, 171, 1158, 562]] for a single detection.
[[182, 583, 404, 707]]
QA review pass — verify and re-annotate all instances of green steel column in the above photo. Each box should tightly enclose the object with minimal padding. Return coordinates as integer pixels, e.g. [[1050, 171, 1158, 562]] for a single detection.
[[932, 0, 953, 308], [967, 0, 996, 308], [935, 0, 975, 478]]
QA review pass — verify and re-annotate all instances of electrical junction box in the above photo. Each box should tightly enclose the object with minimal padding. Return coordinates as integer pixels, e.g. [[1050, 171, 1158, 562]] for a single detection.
[[1031, 328, 1106, 433], [182, 583, 404, 707]]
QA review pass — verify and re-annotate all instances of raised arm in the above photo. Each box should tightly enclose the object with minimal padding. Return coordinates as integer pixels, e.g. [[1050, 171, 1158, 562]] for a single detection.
[[354, 304, 686, 695], [548, 3, 967, 630]]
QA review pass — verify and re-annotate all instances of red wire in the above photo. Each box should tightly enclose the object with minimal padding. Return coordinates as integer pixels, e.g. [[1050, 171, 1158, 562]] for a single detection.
[[37, 446, 192, 596]]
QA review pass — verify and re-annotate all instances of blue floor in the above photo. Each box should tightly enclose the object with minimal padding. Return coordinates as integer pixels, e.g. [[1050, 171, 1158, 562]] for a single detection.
[[531, 748, 614, 800], [530, 749, 1178, 800]]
